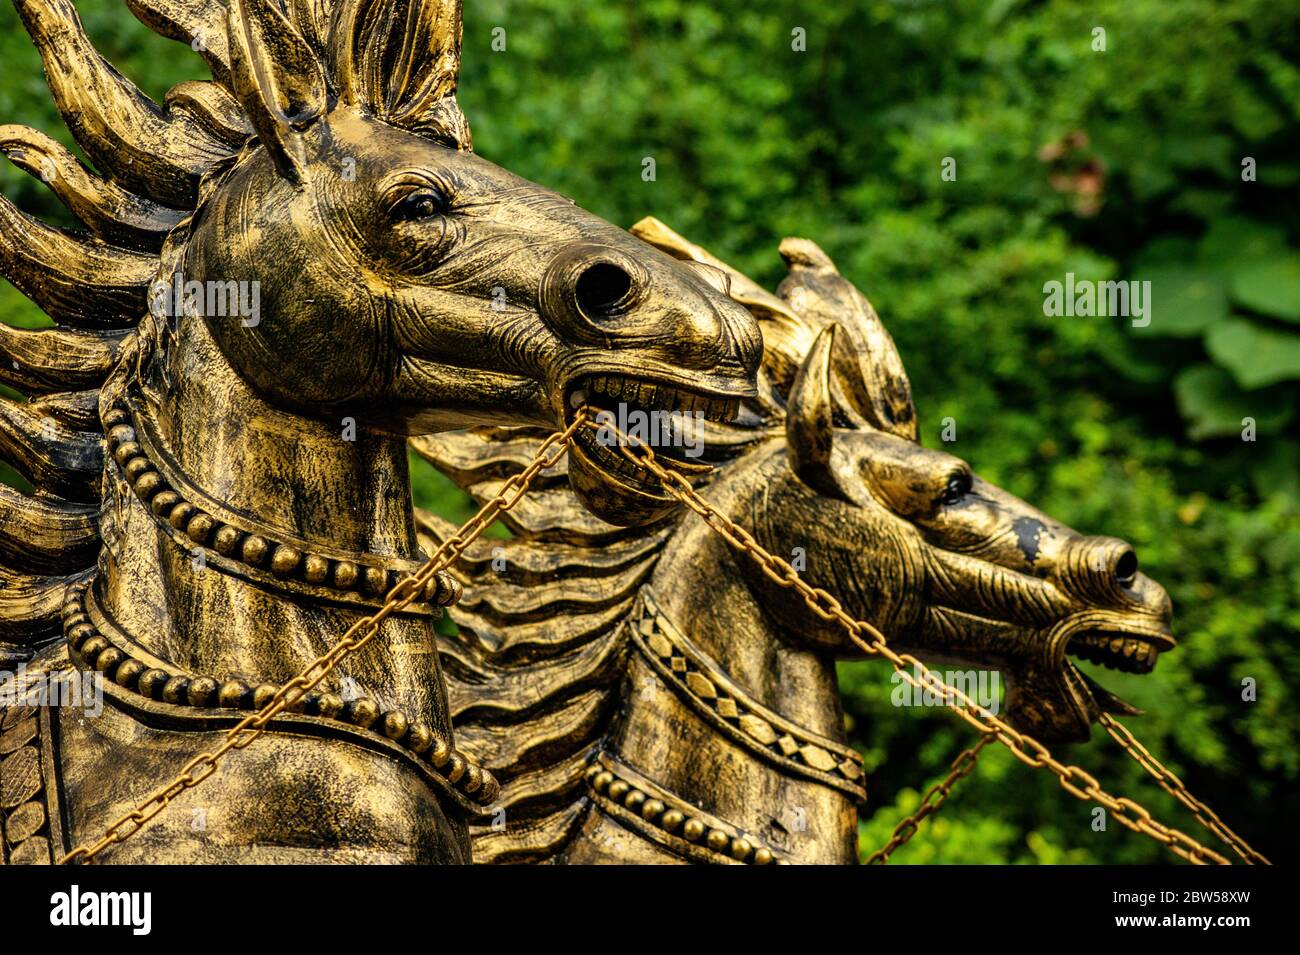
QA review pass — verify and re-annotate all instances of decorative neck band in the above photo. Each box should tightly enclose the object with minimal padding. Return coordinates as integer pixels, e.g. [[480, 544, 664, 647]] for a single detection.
[[631, 588, 868, 802], [585, 753, 784, 865], [61, 580, 496, 814], [101, 397, 457, 615]]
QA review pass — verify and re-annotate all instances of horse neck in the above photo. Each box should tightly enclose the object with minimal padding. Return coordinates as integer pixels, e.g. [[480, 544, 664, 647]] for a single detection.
[[95, 313, 452, 730], [607, 459, 860, 864], [150, 314, 416, 553]]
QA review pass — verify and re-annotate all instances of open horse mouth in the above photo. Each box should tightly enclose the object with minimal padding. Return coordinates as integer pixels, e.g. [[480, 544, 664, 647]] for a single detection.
[[1017, 616, 1177, 741], [562, 371, 745, 524], [1003, 612, 1176, 742], [1065, 628, 1174, 675]]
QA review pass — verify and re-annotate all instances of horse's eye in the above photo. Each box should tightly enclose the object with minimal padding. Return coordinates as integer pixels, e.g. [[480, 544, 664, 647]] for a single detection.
[[391, 188, 450, 221], [941, 472, 971, 506]]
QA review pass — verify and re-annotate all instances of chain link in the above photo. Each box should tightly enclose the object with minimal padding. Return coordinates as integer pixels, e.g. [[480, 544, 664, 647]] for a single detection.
[[62, 406, 1267, 867], [590, 414, 1241, 866], [61, 412, 588, 864], [864, 734, 994, 864], [1099, 713, 1269, 864]]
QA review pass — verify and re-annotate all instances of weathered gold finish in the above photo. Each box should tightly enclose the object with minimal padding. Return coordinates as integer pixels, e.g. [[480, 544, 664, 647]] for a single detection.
[[419, 222, 1260, 866], [60, 413, 586, 864], [602, 407, 1249, 864], [559, 407, 1235, 865], [0, 0, 1262, 867], [0, 0, 759, 863]]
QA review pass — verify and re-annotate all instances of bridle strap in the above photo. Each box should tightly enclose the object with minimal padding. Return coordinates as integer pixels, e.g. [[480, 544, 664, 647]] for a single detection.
[[629, 588, 868, 801]]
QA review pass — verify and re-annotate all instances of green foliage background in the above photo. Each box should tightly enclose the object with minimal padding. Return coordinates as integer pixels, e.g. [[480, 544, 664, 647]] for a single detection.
[[2, 0, 1297, 863]]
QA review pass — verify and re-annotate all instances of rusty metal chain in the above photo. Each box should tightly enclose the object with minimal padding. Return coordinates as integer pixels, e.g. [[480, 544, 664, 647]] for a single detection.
[[1099, 713, 1270, 864], [61, 411, 588, 864], [62, 407, 1265, 867], [864, 733, 994, 864], [589, 414, 1239, 866]]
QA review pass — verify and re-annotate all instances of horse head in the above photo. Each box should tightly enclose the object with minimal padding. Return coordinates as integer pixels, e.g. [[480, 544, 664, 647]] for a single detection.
[[1, 0, 758, 529], [172, 0, 757, 524], [725, 241, 1173, 743], [188, 6, 756, 527]]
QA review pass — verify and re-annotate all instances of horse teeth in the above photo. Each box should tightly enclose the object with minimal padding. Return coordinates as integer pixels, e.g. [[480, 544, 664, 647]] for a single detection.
[[572, 375, 736, 432], [1066, 632, 1159, 675]]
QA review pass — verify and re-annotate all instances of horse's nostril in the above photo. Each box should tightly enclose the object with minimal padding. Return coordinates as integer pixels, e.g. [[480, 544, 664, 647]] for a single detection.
[[1115, 549, 1138, 586], [575, 262, 633, 319]]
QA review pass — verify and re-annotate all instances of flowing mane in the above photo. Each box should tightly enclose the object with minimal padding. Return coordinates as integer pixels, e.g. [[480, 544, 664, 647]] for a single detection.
[[0, 0, 469, 662], [413, 416, 775, 862]]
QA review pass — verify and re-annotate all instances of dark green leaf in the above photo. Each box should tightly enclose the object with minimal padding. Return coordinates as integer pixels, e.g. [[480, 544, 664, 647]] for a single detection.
[[1173, 364, 1295, 439]]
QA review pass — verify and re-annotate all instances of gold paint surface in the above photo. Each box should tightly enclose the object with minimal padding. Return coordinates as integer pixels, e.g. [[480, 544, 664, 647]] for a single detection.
[[0, 0, 1192, 867], [1, 0, 760, 863], [422, 224, 1179, 865]]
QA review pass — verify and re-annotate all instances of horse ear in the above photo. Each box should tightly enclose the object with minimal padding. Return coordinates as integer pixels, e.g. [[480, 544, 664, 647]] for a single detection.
[[778, 238, 918, 442], [227, 0, 326, 184], [332, 0, 471, 150], [786, 325, 844, 500]]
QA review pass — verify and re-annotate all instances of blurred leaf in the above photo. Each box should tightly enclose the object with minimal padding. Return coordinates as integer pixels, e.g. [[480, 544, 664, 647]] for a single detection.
[[1169, 188, 1234, 220], [1132, 236, 1197, 272], [1173, 364, 1294, 440], [1164, 133, 1235, 172], [1250, 442, 1300, 502], [1095, 332, 1172, 385], [1130, 266, 1228, 338], [1230, 256, 1300, 322], [1205, 318, 1300, 388], [1258, 162, 1300, 188], [1195, 217, 1290, 274]]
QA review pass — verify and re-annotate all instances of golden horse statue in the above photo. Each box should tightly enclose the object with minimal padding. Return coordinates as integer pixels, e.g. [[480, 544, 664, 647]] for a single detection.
[[1, 0, 1233, 868], [417, 222, 1175, 865], [0, 0, 759, 863]]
